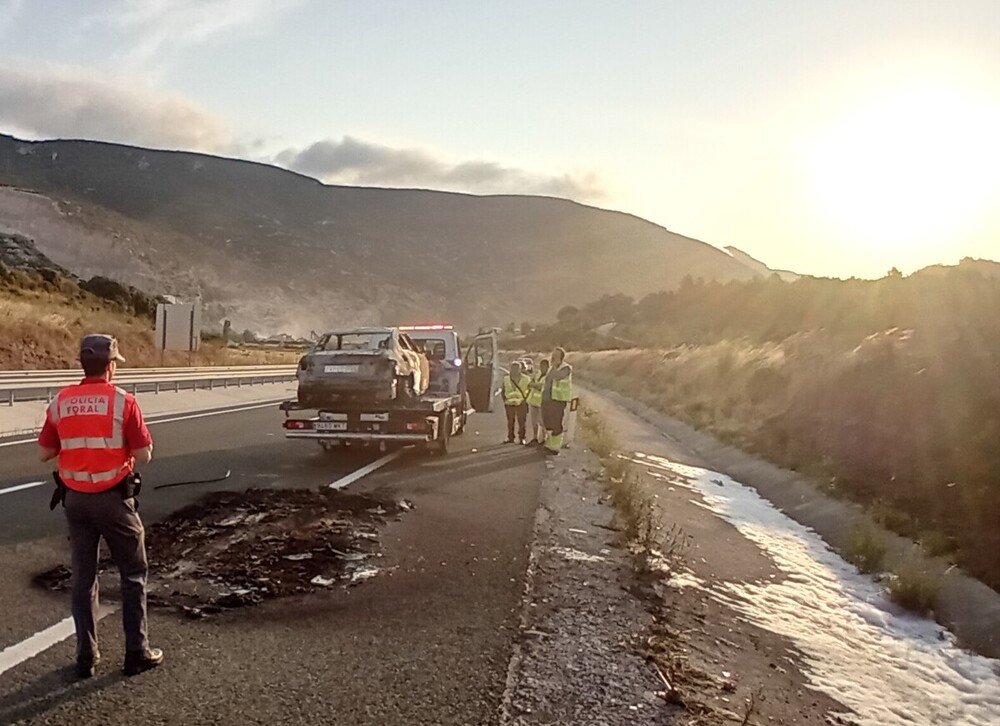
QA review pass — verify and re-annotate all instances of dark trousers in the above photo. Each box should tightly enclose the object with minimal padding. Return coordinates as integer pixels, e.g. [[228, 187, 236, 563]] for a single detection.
[[505, 403, 528, 441], [542, 400, 567, 436], [64, 488, 149, 659]]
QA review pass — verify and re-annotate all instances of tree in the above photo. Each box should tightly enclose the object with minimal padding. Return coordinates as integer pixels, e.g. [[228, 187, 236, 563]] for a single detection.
[[556, 305, 580, 324]]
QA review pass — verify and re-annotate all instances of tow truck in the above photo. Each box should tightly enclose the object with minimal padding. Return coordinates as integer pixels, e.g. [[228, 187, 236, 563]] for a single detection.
[[279, 325, 499, 456]]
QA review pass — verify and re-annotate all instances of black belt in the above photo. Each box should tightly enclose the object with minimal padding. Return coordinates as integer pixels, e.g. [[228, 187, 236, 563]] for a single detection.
[[49, 471, 142, 510]]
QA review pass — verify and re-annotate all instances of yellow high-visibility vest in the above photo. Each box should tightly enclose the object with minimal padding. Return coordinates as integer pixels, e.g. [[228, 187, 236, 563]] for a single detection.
[[550, 364, 573, 402], [527, 371, 544, 407], [503, 374, 531, 406]]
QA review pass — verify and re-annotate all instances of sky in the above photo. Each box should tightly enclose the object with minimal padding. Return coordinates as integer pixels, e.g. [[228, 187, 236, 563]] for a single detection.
[[1, 0, 998, 278]]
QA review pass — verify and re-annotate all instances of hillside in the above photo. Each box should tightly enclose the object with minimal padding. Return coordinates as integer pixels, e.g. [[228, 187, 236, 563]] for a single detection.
[[0, 232, 297, 369], [524, 270, 1000, 591], [0, 134, 759, 334]]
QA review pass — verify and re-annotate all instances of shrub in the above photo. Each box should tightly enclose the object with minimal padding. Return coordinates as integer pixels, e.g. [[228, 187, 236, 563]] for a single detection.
[[886, 562, 941, 614], [918, 530, 957, 559], [845, 521, 888, 574]]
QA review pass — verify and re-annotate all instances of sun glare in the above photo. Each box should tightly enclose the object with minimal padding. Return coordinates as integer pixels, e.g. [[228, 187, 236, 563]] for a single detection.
[[808, 83, 1000, 268]]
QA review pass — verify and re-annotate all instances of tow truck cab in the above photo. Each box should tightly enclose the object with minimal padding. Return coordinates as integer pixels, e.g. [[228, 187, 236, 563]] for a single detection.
[[400, 325, 498, 413]]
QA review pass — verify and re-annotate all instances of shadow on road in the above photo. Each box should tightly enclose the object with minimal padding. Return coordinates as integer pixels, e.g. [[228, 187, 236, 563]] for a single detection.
[[0, 667, 120, 724]]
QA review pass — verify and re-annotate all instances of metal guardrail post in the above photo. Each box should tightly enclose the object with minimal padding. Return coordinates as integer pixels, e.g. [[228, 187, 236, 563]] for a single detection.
[[7, 389, 12, 406]]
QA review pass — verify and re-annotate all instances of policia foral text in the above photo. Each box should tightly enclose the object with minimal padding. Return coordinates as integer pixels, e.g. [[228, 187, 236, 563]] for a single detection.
[[37, 334, 164, 679]]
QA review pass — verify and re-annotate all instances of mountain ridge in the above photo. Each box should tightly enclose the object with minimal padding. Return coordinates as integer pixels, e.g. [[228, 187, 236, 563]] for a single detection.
[[0, 133, 761, 334]]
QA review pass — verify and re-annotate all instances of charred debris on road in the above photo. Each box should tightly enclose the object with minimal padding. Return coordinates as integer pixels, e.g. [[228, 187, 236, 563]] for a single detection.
[[35, 487, 414, 618]]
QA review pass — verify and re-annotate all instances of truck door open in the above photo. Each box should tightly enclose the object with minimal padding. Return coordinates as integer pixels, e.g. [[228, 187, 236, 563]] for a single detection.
[[464, 331, 498, 413]]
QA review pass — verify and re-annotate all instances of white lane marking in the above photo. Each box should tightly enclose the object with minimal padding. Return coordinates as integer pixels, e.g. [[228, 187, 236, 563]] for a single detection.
[[0, 607, 116, 677], [329, 449, 405, 490], [146, 399, 286, 426], [0, 481, 47, 496], [0, 399, 287, 448]]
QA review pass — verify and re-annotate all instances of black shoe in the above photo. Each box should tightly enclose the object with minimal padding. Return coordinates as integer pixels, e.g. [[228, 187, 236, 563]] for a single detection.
[[519, 439, 527, 446], [123, 648, 164, 676], [504, 438, 515, 444], [76, 652, 101, 679]]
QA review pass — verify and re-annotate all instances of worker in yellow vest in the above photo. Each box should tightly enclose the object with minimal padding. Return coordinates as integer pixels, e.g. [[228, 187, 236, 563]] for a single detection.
[[501, 361, 532, 444], [526, 358, 549, 446], [541, 347, 573, 455]]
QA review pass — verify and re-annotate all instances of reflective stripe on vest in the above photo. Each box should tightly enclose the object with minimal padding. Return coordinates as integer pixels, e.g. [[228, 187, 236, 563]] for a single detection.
[[551, 365, 573, 402], [59, 466, 129, 485], [503, 375, 530, 405], [54, 384, 131, 493]]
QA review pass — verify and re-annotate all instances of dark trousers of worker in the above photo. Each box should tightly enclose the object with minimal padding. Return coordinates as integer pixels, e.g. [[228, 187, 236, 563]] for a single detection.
[[64, 488, 149, 660], [542, 400, 567, 451], [505, 403, 528, 441]]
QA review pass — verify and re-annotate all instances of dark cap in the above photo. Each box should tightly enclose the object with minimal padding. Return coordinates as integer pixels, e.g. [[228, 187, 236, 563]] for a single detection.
[[79, 334, 126, 364]]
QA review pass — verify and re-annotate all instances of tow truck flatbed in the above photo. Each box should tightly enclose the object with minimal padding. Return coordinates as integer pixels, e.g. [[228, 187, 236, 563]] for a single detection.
[[280, 325, 498, 456], [278, 393, 462, 415]]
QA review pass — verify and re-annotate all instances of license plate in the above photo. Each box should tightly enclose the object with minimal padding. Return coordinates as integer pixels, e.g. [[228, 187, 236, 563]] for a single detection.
[[324, 364, 359, 374], [314, 421, 347, 432]]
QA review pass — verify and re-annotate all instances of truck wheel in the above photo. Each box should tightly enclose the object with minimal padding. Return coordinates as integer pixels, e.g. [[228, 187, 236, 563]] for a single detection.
[[430, 412, 451, 456]]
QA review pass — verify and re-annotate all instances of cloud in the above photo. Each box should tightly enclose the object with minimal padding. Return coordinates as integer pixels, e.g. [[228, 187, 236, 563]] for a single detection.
[[0, 63, 229, 150], [275, 137, 605, 200], [88, 0, 300, 64]]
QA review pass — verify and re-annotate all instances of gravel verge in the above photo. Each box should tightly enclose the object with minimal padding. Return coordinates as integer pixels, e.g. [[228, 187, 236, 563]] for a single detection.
[[500, 444, 678, 725]]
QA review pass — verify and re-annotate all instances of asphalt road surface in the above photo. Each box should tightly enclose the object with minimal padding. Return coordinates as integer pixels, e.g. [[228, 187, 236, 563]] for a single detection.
[[0, 403, 545, 725]]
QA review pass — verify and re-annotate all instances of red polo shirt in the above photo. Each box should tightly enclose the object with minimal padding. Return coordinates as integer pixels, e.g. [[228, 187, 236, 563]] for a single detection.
[[38, 377, 153, 451]]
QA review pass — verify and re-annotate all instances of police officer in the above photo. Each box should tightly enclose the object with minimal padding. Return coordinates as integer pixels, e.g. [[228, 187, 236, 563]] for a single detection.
[[541, 347, 573, 455], [37, 335, 164, 678]]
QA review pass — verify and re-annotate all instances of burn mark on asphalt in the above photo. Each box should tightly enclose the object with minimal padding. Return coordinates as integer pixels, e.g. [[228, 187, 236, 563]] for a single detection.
[[34, 488, 413, 617]]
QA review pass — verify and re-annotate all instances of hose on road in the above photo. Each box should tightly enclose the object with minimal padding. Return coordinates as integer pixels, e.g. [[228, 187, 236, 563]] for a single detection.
[[153, 468, 233, 490]]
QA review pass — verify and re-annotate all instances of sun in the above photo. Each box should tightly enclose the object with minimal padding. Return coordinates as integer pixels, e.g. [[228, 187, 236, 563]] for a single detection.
[[807, 82, 1000, 269]]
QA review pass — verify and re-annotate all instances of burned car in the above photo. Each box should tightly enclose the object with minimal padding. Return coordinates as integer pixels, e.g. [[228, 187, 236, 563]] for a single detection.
[[296, 327, 430, 407]]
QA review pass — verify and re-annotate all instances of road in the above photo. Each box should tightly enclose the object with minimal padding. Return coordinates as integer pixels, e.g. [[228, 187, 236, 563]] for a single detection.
[[0, 402, 545, 725]]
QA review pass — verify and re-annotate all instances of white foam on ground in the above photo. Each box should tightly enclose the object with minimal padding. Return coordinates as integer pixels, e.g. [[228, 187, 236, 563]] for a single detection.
[[635, 452, 1000, 726]]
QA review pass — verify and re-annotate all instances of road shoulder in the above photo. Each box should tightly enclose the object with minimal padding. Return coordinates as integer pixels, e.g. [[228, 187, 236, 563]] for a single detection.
[[502, 394, 850, 725]]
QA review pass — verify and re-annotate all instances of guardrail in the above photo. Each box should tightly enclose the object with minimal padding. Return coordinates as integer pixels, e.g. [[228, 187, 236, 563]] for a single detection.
[[1, 366, 299, 406]]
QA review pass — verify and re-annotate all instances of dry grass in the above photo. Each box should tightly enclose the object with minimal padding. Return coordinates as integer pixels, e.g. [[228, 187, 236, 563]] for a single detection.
[[886, 561, 942, 614], [570, 340, 1000, 594], [580, 406, 684, 574], [845, 521, 888, 574]]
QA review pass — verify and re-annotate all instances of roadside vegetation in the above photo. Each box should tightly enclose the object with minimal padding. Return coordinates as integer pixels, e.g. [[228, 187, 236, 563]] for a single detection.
[[580, 407, 684, 576], [0, 263, 298, 369], [845, 521, 888, 575], [523, 262, 1000, 595]]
